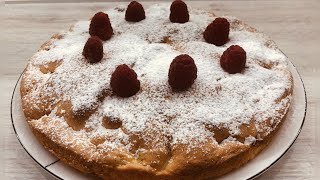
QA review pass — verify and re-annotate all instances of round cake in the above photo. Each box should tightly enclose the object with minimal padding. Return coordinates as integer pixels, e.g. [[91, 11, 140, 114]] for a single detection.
[[20, 1, 293, 179]]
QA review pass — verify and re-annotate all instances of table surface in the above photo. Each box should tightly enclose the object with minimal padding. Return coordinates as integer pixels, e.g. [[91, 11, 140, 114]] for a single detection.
[[1, 1, 319, 179]]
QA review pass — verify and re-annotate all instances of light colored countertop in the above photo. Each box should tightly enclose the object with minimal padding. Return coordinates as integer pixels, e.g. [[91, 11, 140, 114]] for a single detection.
[[1, 1, 319, 179]]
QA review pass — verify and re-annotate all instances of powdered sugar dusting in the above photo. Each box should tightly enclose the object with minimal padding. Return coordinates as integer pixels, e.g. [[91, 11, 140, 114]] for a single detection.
[[24, 3, 292, 152]]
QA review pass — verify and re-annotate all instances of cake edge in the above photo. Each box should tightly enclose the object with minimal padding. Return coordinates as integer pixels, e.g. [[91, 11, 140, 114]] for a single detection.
[[27, 102, 291, 180]]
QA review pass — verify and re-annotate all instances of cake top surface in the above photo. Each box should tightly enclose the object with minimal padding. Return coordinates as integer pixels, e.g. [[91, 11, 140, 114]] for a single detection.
[[24, 3, 292, 151]]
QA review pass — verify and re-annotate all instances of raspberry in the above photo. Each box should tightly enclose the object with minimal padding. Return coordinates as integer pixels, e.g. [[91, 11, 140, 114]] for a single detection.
[[110, 64, 140, 97], [169, 0, 189, 23], [203, 17, 230, 46], [168, 54, 197, 91], [82, 36, 103, 63], [125, 1, 146, 22], [89, 12, 113, 41], [220, 45, 246, 74]]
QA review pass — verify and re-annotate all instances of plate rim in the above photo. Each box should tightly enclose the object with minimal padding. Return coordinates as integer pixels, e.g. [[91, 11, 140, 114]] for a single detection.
[[10, 70, 63, 180], [11, 60, 307, 180], [247, 59, 307, 179]]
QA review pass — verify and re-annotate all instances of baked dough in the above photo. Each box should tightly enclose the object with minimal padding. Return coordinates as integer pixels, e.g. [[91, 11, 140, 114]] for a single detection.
[[20, 3, 293, 179]]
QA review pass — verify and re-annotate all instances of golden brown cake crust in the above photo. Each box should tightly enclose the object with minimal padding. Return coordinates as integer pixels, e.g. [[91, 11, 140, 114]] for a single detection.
[[20, 3, 293, 179], [29, 110, 290, 180]]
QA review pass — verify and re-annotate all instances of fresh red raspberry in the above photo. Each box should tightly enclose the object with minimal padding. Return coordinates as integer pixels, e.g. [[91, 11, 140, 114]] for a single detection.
[[82, 36, 103, 63], [110, 64, 140, 97], [168, 54, 197, 91], [203, 17, 230, 46], [125, 1, 146, 22], [169, 0, 189, 23], [89, 12, 113, 41], [220, 45, 246, 74]]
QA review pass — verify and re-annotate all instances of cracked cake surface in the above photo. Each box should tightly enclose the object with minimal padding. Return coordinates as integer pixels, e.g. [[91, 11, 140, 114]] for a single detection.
[[20, 3, 293, 179]]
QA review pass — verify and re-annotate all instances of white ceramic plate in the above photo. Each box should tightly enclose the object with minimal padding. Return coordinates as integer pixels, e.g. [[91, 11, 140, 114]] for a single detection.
[[11, 59, 307, 180]]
